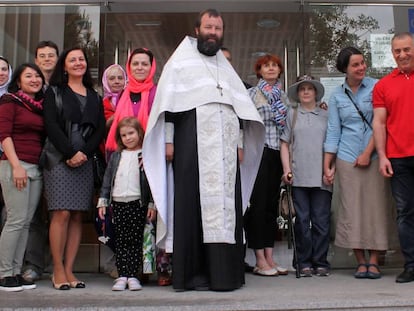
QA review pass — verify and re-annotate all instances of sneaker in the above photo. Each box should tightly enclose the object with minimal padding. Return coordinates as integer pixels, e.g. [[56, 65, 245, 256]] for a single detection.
[[127, 277, 142, 291], [314, 267, 330, 277], [22, 268, 40, 282], [0, 276, 24, 292], [16, 274, 36, 289], [300, 267, 313, 277], [112, 277, 127, 291]]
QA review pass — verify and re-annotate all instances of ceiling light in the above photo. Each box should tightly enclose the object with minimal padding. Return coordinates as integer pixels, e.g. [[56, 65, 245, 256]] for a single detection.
[[135, 21, 162, 27], [251, 52, 267, 58], [257, 19, 280, 29]]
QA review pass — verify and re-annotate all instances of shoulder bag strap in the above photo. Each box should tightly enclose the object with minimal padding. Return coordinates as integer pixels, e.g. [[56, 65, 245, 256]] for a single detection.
[[344, 88, 372, 130]]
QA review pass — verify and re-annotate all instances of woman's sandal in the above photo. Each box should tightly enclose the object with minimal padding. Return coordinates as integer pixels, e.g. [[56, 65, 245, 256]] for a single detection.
[[366, 263, 381, 279], [69, 280, 86, 288], [354, 263, 368, 279], [51, 276, 70, 290]]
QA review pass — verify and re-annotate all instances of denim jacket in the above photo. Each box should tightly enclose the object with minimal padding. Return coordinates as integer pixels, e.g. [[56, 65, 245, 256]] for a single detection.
[[97, 151, 153, 209]]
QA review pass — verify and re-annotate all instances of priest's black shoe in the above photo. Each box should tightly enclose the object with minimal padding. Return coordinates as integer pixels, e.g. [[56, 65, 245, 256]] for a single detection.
[[396, 267, 414, 283]]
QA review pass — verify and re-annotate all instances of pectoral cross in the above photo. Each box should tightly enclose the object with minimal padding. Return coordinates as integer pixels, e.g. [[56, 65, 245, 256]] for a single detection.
[[216, 83, 223, 96]]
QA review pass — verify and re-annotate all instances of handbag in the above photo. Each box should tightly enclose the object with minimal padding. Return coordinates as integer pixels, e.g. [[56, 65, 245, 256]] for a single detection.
[[39, 87, 67, 170], [279, 185, 295, 217], [92, 150, 106, 188], [39, 138, 63, 170], [279, 107, 298, 217], [94, 205, 116, 252], [142, 222, 156, 274]]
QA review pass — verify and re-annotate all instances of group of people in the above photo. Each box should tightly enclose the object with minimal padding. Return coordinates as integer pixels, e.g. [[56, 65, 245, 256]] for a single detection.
[[1, 8, 414, 294]]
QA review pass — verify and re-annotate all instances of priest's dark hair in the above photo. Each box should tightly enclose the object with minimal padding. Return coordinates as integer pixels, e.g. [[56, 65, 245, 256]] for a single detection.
[[195, 8, 225, 30]]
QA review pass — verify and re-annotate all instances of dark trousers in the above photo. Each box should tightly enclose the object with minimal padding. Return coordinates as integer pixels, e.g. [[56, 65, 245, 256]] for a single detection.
[[292, 187, 331, 270], [390, 157, 414, 268], [113, 200, 147, 278]]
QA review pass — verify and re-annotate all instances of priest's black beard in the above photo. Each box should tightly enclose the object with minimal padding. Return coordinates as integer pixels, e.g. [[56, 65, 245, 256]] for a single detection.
[[197, 33, 224, 56]]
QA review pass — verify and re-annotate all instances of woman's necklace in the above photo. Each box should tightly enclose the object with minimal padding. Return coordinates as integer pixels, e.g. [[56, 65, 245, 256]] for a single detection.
[[200, 54, 223, 96]]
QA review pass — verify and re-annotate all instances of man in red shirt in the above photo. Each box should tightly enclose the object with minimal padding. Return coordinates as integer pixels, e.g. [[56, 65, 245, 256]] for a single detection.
[[373, 32, 414, 283]]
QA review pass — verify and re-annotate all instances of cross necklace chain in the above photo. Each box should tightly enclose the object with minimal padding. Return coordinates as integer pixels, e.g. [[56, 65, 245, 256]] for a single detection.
[[200, 54, 223, 96]]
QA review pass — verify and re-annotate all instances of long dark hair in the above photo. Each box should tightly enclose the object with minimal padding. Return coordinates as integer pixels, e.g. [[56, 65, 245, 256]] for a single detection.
[[8, 63, 45, 101], [49, 47, 94, 88]]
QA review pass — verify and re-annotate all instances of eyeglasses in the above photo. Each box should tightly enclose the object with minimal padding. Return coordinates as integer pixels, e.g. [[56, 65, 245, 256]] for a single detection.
[[297, 74, 314, 82]]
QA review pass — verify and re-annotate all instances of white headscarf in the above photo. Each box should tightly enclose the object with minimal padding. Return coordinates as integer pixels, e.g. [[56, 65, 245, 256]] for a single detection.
[[0, 56, 12, 96]]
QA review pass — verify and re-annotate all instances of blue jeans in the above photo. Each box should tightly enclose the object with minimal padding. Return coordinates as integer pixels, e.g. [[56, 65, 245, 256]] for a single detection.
[[292, 187, 332, 270], [390, 157, 414, 269]]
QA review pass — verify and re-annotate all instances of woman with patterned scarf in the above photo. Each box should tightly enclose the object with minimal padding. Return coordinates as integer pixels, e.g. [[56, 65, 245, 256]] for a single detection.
[[0, 63, 45, 292], [245, 54, 289, 276]]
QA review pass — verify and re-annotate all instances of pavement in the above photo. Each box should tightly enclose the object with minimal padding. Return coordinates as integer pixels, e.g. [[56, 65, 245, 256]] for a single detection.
[[2, 268, 414, 311]]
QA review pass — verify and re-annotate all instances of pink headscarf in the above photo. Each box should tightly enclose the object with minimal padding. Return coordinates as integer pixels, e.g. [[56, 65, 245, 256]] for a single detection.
[[101, 64, 127, 108], [106, 49, 156, 152]]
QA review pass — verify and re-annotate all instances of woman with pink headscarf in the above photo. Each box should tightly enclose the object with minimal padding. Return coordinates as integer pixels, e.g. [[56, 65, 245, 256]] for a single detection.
[[104, 48, 172, 286], [106, 48, 156, 153], [101, 64, 127, 129]]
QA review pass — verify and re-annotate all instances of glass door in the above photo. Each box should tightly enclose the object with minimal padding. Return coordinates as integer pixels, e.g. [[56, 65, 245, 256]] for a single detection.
[[99, 1, 306, 90]]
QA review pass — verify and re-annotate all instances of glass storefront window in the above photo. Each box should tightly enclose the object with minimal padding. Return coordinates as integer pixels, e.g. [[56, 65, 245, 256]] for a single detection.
[[0, 5, 100, 79], [0, 1, 411, 271]]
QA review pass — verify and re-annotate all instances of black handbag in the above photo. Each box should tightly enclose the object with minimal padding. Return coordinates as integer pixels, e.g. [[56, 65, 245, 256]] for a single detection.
[[39, 138, 63, 170], [39, 87, 67, 170]]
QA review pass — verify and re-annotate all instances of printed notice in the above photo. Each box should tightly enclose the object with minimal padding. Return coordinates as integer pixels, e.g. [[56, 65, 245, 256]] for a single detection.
[[370, 34, 395, 68], [320, 77, 344, 104]]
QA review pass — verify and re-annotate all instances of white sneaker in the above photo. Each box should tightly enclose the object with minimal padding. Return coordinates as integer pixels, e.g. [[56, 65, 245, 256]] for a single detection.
[[127, 277, 142, 291], [112, 277, 127, 291]]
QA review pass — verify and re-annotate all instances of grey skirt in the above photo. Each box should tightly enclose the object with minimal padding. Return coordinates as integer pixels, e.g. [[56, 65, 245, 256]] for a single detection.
[[44, 160, 94, 211], [334, 158, 393, 250]]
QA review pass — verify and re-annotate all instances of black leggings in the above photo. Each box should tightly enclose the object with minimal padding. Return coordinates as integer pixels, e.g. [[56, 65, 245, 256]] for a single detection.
[[113, 200, 147, 278]]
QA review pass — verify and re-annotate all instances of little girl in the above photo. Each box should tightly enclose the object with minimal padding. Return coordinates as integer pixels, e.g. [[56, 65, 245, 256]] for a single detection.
[[97, 116, 156, 291]]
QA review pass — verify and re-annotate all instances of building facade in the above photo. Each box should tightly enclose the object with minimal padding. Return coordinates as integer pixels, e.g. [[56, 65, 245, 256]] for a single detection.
[[0, 0, 410, 271]]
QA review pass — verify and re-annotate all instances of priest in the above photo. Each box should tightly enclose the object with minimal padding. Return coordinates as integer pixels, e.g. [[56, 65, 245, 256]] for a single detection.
[[143, 8, 264, 291]]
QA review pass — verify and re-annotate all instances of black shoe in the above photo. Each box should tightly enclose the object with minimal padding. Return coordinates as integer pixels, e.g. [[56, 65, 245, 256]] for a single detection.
[[0, 276, 23, 292], [16, 274, 36, 290], [244, 262, 254, 273], [396, 267, 414, 283]]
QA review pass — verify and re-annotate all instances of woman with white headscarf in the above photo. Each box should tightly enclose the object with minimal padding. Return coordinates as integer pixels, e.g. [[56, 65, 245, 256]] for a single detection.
[[0, 56, 12, 97]]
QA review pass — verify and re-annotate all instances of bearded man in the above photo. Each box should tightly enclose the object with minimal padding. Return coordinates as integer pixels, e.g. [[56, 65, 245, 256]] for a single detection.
[[143, 9, 264, 291]]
